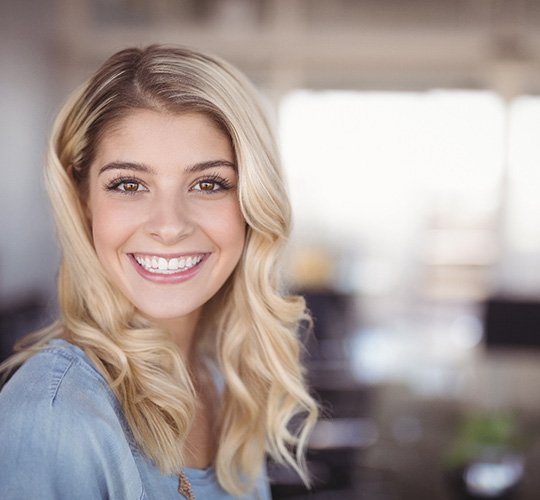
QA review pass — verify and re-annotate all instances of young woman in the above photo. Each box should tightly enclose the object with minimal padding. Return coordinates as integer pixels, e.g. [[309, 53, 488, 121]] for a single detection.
[[0, 45, 317, 499]]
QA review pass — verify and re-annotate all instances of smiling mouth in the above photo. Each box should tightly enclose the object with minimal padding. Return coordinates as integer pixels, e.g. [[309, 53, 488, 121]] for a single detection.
[[131, 254, 205, 275]]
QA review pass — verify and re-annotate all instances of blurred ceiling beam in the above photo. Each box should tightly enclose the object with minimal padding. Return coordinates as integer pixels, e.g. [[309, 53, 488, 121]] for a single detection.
[[56, 0, 540, 96]]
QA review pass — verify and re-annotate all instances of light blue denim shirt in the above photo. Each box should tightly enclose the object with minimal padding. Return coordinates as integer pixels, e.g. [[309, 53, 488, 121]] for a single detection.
[[0, 339, 271, 499]]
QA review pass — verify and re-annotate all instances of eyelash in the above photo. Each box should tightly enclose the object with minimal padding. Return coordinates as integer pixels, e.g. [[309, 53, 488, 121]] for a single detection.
[[104, 174, 234, 195], [192, 174, 234, 193], [105, 176, 147, 195]]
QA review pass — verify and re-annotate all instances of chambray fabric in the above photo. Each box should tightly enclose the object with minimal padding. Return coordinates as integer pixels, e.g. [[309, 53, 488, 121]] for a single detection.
[[0, 339, 271, 499]]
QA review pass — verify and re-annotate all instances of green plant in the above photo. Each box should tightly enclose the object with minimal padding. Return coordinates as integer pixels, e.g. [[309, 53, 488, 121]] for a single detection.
[[444, 413, 522, 469]]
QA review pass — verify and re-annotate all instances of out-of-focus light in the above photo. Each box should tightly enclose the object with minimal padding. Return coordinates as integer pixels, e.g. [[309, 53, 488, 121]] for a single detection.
[[464, 457, 524, 497], [507, 96, 540, 253], [449, 314, 483, 349], [280, 89, 505, 296], [349, 313, 483, 396]]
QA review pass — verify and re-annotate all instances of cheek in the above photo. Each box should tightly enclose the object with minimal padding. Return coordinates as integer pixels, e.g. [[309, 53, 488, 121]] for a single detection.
[[203, 203, 246, 256], [90, 200, 140, 258]]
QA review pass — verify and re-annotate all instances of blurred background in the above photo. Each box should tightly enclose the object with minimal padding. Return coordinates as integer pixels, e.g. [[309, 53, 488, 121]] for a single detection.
[[3, 0, 540, 498]]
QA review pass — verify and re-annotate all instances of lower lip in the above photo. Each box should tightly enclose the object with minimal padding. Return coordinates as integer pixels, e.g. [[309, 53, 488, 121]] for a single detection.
[[128, 254, 207, 284]]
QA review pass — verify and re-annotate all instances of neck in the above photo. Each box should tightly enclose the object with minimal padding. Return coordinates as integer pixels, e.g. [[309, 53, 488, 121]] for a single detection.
[[150, 309, 202, 363]]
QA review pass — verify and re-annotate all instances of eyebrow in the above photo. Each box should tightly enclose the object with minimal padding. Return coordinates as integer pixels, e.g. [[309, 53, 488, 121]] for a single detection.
[[98, 162, 155, 176], [98, 160, 237, 176], [186, 160, 237, 173]]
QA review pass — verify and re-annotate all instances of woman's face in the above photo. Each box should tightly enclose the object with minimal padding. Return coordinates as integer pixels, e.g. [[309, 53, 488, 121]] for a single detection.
[[86, 110, 245, 332]]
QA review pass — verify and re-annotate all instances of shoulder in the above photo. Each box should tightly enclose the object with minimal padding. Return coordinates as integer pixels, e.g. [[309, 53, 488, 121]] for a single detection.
[[0, 339, 119, 421], [0, 340, 143, 499]]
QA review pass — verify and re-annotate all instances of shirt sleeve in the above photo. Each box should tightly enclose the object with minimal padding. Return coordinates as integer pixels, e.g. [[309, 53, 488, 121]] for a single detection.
[[0, 350, 143, 500]]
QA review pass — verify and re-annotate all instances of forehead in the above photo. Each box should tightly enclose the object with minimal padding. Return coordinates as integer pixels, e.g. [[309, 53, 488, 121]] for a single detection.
[[93, 110, 234, 168]]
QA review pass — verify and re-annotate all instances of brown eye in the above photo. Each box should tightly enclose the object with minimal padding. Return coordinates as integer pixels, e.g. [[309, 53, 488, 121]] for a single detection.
[[122, 181, 140, 192], [106, 177, 147, 194], [191, 176, 232, 194], [199, 181, 216, 191]]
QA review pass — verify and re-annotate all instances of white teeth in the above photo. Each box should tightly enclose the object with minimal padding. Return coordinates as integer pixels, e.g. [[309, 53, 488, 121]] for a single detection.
[[133, 254, 203, 274]]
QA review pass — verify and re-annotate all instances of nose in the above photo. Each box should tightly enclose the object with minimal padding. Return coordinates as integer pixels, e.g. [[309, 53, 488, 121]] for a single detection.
[[145, 193, 195, 245]]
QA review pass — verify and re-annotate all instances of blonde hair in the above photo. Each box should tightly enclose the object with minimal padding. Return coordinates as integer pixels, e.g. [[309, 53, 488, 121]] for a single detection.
[[1, 45, 317, 495]]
